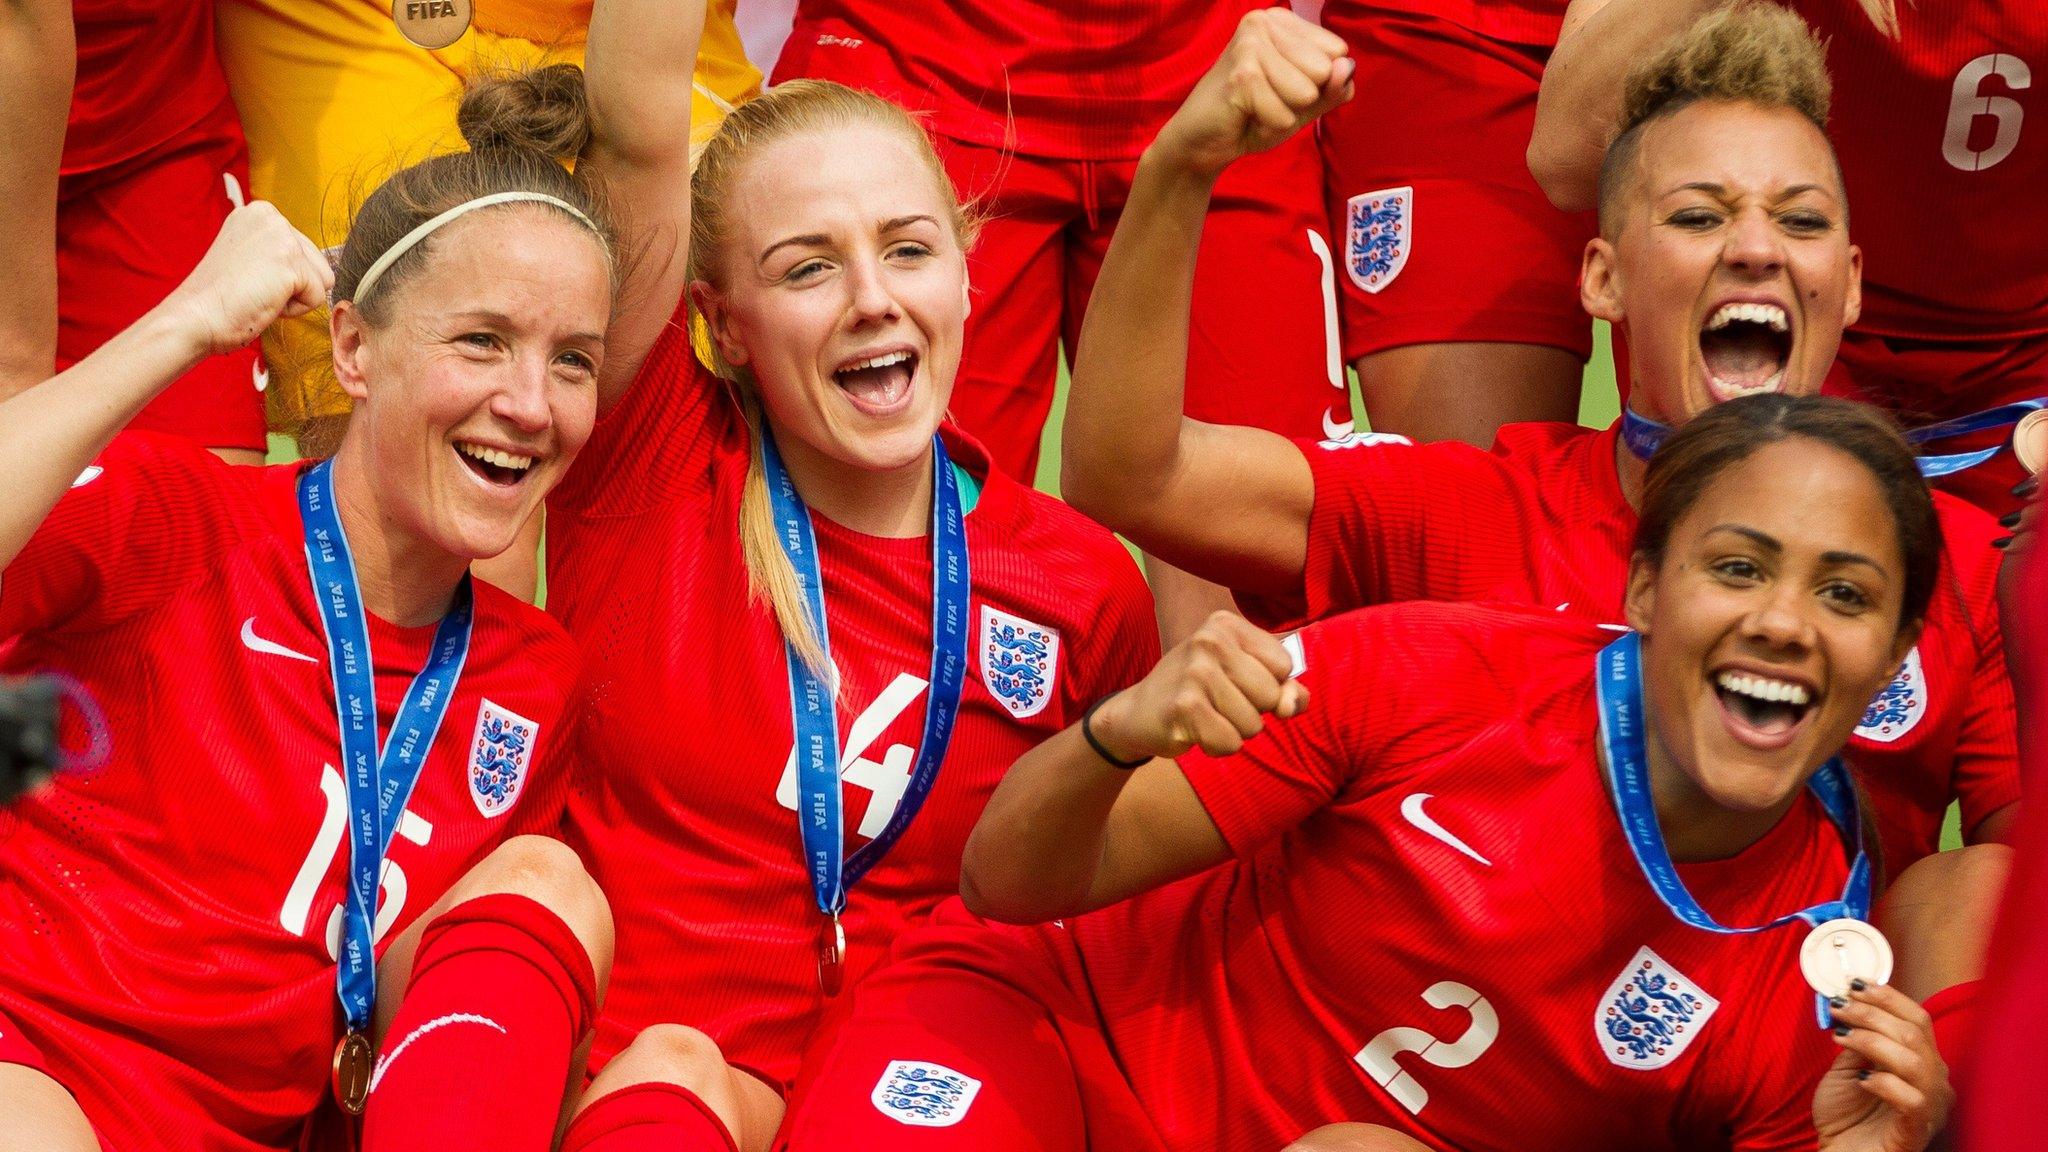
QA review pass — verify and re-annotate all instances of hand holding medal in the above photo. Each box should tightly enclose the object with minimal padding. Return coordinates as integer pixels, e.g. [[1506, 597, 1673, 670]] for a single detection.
[[1810, 980, 1954, 1152]]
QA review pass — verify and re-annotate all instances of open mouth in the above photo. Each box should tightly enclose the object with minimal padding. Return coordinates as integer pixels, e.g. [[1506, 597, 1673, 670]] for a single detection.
[[1700, 302, 1791, 400], [833, 349, 918, 416], [455, 441, 536, 488], [1713, 669, 1815, 743]]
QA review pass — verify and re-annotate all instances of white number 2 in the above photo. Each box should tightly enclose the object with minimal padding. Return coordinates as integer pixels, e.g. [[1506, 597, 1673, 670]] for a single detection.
[[1943, 54, 2032, 171], [278, 764, 434, 959], [1352, 981, 1500, 1115]]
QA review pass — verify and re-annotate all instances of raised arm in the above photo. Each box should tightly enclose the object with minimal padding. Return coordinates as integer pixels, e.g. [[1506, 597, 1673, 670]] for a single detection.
[[1528, 0, 1723, 212], [0, 0, 74, 399], [1061, 9, 1349, 598], [579, 0, 706, 409], [0, 204, 330, 571], [959, 613, 1309, 923]]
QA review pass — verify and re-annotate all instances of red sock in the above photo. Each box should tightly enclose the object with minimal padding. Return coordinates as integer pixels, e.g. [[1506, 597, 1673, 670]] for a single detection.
[[560, 1083, 740, 1152], [361, 893, 597, 1152], [1925, 978, 1984, 1093]]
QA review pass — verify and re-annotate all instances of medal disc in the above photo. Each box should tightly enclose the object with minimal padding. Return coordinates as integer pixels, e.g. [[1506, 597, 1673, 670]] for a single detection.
[[392, 0, 472, 49], [332, 1030, 375, 1115], [817, 916, 846, 998], [2014, 409, 2048, 477], [1799, 918, 1893, 999]]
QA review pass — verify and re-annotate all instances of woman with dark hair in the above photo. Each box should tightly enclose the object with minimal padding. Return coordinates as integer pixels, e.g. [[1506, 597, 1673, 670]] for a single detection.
[[768, 393, 1954, 1152], [0, 1, 699, 1148]]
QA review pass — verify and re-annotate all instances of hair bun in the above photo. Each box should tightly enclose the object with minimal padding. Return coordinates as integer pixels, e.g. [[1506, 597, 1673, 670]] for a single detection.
[[457, 64, 592, 161]]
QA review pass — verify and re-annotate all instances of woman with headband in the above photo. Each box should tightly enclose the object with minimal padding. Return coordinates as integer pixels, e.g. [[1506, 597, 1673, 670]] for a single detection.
[[0, 1, 695, 1146], [1062, 4, 2016, 896], [539, 59, 1159, 1152], [774, 393, 1954, 1152]]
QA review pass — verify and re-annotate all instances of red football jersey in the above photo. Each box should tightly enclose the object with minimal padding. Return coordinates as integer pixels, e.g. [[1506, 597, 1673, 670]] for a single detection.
[[65, 0, 234, 174], [1320, 0, 1570, 49], [544, 317, 1159, 1087], [1796, 0, 2048, 341], [771, 0, 1268, 159], [1060, 603, 1846, 1151], [0, 434, 581, 1152], [1235, 422, 2017, 874]]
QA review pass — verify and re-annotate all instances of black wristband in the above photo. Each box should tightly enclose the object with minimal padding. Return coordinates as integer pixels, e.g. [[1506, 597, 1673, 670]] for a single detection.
[[1082, 694, 1148, 770]]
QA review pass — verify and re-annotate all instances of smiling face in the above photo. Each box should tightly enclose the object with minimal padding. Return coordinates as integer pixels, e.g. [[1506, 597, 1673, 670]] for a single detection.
[[692, 121, 970, 481], [1584, 100, 1862, 427], [332, 205, 610, 561], [1624, 437, 1917, 820]]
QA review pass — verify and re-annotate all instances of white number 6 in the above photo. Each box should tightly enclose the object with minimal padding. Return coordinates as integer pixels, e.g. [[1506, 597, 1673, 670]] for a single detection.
[[1943, 54, 2032, 172], [1352, 981, 1499, 1115]]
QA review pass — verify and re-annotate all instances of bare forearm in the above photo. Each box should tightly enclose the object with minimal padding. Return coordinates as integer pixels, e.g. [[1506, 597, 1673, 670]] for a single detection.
[[1529, 0, 1725, 211], [0, 307, 207, 568], [960, 723, 1138, 923], [0, 0, 75, 397]]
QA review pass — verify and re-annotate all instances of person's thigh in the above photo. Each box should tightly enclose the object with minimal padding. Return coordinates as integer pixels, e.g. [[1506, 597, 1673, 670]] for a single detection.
[[0, 1011, 97, 1152], [56, 98, 266, 454], [1322, 9, 1595, 443], [926, 137, 1077, 482]]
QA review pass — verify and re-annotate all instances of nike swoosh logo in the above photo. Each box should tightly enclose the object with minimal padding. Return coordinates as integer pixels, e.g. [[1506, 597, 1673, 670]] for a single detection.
[[1399, 793, 1491, 866], [1321, 408, 1356, 442], [241, 617, 319, 663]]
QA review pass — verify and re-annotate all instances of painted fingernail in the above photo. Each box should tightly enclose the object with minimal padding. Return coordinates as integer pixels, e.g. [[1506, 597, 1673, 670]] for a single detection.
[[2002, 511, 2023, 529], [1829, 996, 1848, 1010], [2014, 477, 2039, 499], [1850, 978, 1867, 992], [1993, 536, 2014, 549], [1857, 1069, 1872, 1082], [1834, 1023, 1852, 1036]]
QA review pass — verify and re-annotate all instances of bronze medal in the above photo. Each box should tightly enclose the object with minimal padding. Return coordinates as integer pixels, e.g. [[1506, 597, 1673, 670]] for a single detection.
[[818, 915, 847, 998], [2013, 408, 2048, 477], [332, 1030, 376, 1115], [392, 0, 472, 49]]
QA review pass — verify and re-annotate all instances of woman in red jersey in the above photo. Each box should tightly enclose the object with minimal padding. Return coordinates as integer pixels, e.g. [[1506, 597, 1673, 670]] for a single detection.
[[774, 0, 1345, 643], [540, 73, 1161, 1152], [0, 2, 698, 1147], [1063, 3, 2017, 894], [1534, 0, 2048, 518], [771, 393, 1955, 1152]]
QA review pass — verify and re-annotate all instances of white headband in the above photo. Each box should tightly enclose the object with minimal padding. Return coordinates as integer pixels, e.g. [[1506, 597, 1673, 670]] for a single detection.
[[350, 191, 603, 304]]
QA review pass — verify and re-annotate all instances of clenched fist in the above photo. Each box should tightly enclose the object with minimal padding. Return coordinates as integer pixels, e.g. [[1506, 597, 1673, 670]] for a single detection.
[[1151, 8, 1354, 180], [159, 202, 333, 360], [1090, 611, 1309, 762]]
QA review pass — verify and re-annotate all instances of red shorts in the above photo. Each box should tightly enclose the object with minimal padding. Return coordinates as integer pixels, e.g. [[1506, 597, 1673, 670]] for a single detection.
[[921, 131, 1341, 481], [57, 92, 266, 453], [775, 902, 1162, 1152], [1320, 7, 1596, 364], [1825, 328, 2048, 517]]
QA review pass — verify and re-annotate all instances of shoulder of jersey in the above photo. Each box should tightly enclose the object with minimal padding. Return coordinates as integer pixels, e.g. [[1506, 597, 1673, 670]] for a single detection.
[[1316, 599, 1610, 671], [474, 582, 583, 679]]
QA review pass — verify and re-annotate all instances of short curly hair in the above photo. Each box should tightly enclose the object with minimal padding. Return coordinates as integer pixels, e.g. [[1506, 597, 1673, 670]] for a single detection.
[[1596, 2, 1838, 234]]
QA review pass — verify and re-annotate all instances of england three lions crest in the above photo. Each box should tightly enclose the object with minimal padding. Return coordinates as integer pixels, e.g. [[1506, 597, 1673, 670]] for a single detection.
[[1854, 646, 1926, 744], [1596, 946, 1719, 1070], [871, 1060, 981, 1127], [1345, 186, 1412, 294], [980, 606, 1061, 720], [469, 700, 538, 818]]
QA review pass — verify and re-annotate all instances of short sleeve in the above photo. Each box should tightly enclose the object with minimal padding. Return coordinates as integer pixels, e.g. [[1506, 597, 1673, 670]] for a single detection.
[[1176, 611, 1380, 857], [1, 433, 240, 636], [1234, 435, 1526, 631], [551, 302, 741, 516], [1056, 544, 1160, 716]]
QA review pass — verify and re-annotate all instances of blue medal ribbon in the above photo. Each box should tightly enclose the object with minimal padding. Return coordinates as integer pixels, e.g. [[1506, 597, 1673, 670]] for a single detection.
[[1622, 398, 2047, 478], [1594, 632, 1871, 1027], [299, 460, 474, 1035], [759, 431, 970, 926]]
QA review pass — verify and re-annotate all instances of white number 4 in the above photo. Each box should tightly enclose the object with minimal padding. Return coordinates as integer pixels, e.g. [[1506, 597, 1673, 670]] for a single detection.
[[775, 672, 928, 841], [1944, 54, 2032, 172], [278, 764, 434, 960], [1353, 981, 1500, 1115]]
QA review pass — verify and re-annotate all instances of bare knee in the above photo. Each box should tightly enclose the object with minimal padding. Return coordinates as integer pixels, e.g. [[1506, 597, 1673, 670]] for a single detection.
[[580, 1025, 783, 1151], [1880, 843, 2014, 1000], [1283, 1122, 1434, 1152], [0, 1064, 100, 1152], [455, 835, 614, 977]]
